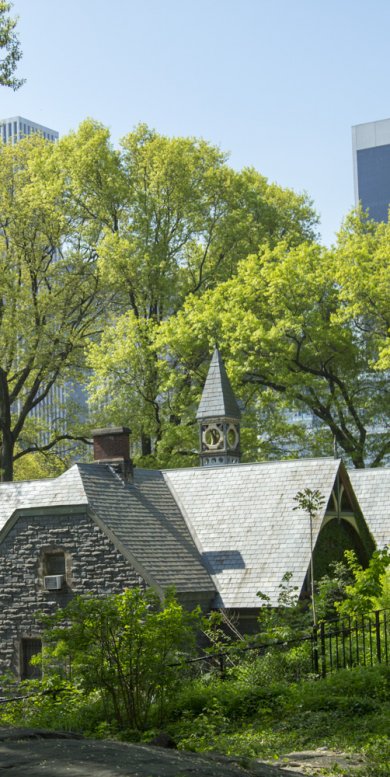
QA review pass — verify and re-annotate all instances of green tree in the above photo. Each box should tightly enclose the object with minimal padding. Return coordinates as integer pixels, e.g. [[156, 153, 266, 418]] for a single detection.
[[0, 121, 120, 480], [42, 588, 200, 731], [88, 124, 318, 459], [0, 1, 24, 89], [158, 230, 390, 468], [336, 547, 390, 616], [335, 209, 390, 371]]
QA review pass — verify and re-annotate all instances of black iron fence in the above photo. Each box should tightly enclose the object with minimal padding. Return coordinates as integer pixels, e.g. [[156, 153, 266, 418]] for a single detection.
[[313, 608, 389, 678], [186, 608, 390, 680]]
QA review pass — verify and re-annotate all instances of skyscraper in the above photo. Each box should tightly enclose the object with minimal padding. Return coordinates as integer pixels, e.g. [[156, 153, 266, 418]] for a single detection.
[[352, 118, 390, 222], [0, 115, 59, 144]]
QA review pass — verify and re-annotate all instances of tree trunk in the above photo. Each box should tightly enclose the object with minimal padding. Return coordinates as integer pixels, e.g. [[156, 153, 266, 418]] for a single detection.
[[0, 430, 14, 481], [141, 433, 152, 457], [0, 368, 14, 481]]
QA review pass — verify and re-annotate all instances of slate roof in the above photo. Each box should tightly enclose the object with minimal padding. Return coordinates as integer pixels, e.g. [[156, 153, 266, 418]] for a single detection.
[[348, 468, 390, 548], [196, 348, 241, 420], [0, 456, 379, 611], [0, 466, 87, 533], [77, 464, 214, 595], [163, 458, 343, 608], [0, 464, 214, 598]]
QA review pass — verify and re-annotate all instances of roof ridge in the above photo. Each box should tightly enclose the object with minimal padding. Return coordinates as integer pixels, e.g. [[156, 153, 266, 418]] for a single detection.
[[162, 457, 341, 474]]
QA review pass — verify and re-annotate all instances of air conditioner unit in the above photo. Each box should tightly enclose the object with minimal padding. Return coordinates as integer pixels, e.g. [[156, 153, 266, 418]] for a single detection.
[[44, 575, 65, 591]]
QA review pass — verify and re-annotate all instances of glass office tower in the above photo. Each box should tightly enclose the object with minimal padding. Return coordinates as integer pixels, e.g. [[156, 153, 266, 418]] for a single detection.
[[0, 115, 59, 144], [352, 118, 390, 222]]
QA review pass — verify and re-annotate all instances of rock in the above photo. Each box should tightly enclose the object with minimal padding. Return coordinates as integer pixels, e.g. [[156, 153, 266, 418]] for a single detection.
[[149, 731, 177, 748]]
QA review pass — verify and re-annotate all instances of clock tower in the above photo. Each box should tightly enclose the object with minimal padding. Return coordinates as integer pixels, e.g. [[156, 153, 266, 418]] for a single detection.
[[196, 348, 241, 467]]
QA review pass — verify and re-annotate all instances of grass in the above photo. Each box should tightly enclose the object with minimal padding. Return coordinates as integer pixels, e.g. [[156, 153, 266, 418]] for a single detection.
[[161, 661, 390, 775], [1, 659, 390, 775]]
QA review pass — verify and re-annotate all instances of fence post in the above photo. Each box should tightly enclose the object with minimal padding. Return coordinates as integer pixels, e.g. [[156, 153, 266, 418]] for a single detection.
[[375, 610, 382, 664], [312, 624, 319, 674], [320, 621, 326, 678]]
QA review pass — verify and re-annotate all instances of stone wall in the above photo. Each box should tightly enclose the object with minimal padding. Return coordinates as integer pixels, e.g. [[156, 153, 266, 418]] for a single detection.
[[0, 508, 146, 676]]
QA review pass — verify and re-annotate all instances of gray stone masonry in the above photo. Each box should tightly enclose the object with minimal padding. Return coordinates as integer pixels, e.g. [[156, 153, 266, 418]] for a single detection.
[[0, 509, 145, 676]]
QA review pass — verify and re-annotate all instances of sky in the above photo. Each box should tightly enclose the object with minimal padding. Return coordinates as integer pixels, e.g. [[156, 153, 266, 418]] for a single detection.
[[2, 0, 390, 246]]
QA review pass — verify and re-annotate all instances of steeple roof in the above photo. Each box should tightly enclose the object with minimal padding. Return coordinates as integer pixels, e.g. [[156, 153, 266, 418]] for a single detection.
[[196, 348, 241, 421]]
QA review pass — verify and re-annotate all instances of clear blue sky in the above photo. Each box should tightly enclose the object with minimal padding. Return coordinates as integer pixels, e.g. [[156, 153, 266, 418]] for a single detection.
[[2, 0, 390, 245]]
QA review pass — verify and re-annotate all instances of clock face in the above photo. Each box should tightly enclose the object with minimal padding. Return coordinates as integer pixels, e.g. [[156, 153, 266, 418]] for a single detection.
[[202, 423, 223, 450]]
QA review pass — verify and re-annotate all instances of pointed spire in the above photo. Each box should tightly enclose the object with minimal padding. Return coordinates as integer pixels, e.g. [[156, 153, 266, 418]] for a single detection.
[[196, 348, 241, 421], [197, 349, 242, 467]]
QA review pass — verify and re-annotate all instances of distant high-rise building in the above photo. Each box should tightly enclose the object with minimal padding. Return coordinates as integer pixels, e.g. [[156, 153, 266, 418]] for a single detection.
[[0, 115, 59, 144], [352, 118, 390, 222]]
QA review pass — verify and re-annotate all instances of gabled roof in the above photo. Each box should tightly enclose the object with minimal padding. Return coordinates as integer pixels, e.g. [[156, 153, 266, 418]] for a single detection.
[[348, 467, 390, 548], [0, 464, 214, 598], [0, 466, 87, 533], [77, 464, 214, 595], [196, 348, 241, 421], [163, 458, 344, 608], [0, 456, 377, 612]]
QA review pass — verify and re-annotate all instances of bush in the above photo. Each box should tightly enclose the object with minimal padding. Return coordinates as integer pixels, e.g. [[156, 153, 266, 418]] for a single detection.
[[0, 677, 108, 735], [363, 736, 390, 776], [292, 665, 390, 712], [39, 587, 200, 731]]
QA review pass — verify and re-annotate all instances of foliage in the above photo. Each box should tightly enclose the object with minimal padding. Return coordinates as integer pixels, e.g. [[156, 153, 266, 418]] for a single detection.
[[87, 124, 318, 461], [0, 676, 109, 735], [13, 449, 67, 481], [293, 488, 325, 518], [335, 209, 390, 373], [0, 121, 119, 480], [169, 663, 390, 768], [363, 737, 390, 776], [0, 1, 24, 89], [336, 547, 390, 616], [256, 571, 311, 640], [3, 585, 390, 774], [315, 560, 355, 620], [158, 216, 390, 468], [41, 587, 200, 731]]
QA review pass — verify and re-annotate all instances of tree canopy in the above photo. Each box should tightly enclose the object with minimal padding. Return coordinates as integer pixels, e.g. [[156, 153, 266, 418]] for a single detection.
[[87, 124, 318, 458], [0, 1, 24, 89], [0, 121, 118, 480], [335, 209, 390, 371], [3, 117, 387, 476], [157, 218, 390, 468]]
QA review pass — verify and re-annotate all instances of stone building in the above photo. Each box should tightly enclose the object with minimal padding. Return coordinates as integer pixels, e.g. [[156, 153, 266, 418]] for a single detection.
[[0, 349, 380, 678]]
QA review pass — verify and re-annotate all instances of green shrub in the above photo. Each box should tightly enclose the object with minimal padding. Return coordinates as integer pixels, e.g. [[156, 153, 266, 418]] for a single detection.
[[0, 677, 108, 735], [39, 587, 200, 732], [292, 665, 390, 712], [362, 737, 390, 776]]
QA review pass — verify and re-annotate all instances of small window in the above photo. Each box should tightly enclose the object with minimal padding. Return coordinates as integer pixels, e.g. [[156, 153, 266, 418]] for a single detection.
[[21, 638, 42, 679], [45, 551, 66, 576]]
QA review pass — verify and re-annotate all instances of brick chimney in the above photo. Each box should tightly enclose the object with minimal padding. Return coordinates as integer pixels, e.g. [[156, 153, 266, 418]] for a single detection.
[[92, 427, 133, 483]]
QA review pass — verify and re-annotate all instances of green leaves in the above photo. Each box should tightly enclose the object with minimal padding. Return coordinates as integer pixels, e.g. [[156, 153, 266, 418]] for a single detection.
[[87, 125, 317, 462], [293, 489, 326, 518], [337, 548, 390, 616], [159, 223, 390, 468], [42, 587, 200, 731], [0, 123, 117, 479], [0, 1, 24, 90]]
